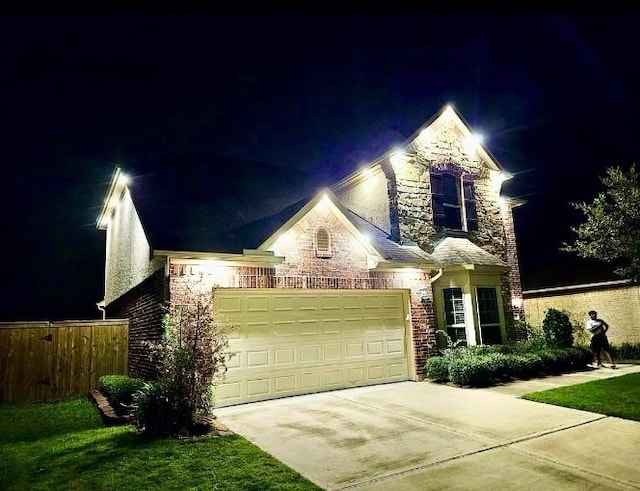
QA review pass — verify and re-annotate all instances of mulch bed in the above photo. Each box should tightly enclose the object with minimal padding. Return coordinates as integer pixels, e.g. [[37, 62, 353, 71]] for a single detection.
[[87, 390, 233, 436]]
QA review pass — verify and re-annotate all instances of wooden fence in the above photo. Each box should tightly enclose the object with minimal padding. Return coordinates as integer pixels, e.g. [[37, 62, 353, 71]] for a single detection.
[[0, 319, 128, 403]]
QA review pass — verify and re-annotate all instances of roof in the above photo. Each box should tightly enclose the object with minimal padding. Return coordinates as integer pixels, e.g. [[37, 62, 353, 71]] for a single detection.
[[431, 237, 507, 268], [341, 208, 433, 264]]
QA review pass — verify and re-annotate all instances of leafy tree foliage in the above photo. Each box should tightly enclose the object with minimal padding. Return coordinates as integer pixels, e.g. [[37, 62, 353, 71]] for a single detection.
[[133, 280, 236, 437], [541, 308, 574, 348], [562, 164, 640, 281]]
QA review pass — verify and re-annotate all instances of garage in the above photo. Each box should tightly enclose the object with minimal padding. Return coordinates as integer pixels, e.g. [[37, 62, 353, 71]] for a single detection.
[[213, 288, 413, 407]]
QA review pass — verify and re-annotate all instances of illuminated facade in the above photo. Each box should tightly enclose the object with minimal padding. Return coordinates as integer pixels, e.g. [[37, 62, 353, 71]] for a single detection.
[[97, 105, 524, 381]]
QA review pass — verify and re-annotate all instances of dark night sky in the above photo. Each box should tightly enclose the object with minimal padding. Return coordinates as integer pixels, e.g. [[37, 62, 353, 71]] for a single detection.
[[1, 11, 638, 321]]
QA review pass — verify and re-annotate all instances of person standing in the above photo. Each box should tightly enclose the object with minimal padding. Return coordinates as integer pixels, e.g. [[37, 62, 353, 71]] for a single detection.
[[586, 310, 617, 368]]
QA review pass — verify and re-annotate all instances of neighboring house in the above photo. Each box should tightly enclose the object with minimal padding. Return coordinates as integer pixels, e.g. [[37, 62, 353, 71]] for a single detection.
[[96, 105, 524, 407]]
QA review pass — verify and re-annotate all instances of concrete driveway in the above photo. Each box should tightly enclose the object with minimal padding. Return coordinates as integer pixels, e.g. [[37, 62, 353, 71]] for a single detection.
[[216, 365, 640, 490]]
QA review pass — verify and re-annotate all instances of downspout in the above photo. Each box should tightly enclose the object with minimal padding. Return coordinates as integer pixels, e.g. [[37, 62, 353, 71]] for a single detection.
[[96, 300, 106, 320], [430, 268, 443, 284]]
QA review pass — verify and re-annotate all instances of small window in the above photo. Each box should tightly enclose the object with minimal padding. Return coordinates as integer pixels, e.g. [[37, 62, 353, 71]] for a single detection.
[[315, 228, 332, 258], [443, 287, 466, 344]]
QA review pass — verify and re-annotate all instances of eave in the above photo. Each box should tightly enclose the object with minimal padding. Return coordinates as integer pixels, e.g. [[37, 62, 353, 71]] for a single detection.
[[96, 167, 128, 230], [153, 248, 284, 267]]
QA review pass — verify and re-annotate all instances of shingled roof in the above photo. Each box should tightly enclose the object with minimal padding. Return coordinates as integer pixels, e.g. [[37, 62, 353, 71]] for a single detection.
[[431, 237, 507, 267]]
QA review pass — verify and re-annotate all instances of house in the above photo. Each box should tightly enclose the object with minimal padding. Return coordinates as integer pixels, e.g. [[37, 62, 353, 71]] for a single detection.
[[96, 105, 524, 407]]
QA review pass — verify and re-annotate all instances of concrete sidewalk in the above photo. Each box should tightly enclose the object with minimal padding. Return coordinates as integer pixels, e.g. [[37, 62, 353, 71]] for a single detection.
[[216, 364, 640, 490]]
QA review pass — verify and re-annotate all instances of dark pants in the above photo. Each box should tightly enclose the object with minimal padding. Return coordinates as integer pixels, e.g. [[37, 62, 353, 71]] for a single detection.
[[591, 333, 610, 361]]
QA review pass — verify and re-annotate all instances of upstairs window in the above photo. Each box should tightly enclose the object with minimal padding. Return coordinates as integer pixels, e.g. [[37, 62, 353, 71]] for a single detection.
[[431, 170, 478, 232], [315, 227, 332, 258]]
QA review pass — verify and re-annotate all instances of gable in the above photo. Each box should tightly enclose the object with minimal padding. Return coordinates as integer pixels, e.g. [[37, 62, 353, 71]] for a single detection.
[[264, 192, 382, 276], [261, 192, 381, 256], [406, 105, 502, 173]]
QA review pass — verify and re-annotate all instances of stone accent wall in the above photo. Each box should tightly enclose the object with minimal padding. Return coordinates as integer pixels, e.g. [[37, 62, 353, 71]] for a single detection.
[[396, 121, 505, 259], [105, 267, 167, 379], [387, 116, 523, 341], [524, 283, 640, 345]]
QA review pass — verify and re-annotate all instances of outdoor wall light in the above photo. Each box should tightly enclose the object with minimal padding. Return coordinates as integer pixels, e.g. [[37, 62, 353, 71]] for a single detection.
[[418, 287, 430, 308]]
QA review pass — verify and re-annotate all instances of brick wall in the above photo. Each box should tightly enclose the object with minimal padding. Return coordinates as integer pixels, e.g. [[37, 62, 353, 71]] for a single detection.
[[105, 267, 167, 379], [270, 199, 370, 278], [501, 200, 524, 320], [523, 282, 640, 345]]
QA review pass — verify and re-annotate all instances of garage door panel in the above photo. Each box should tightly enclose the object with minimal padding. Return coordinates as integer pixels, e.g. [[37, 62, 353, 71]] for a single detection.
[[218, 358, 410, 406], [273, 295, 295, 311], [246, 350, 269, 367], [346, 342, 364, 358], [216, 295, 242, 313], [274, 348, 296, 365], [366, 340, 384, 355], [214, 288, 411, 407], [298, 296, 319, 311], [246, 296, 269, 312], [247, 378, 270, 397], [246, 322, 270, 339], [275, 375, 296, 393], [300, 319, 319, 335], [364, 316, 383, 331], [273, 321, 295, 337], [387, 339, 405, 354], [300, 345, 321, 362], [322, 318, 341, 334], [324, 344, 342, 360]]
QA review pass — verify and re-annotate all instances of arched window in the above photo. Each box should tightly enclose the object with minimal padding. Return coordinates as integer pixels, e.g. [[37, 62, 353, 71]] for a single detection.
[[315, 227, 332, 257]]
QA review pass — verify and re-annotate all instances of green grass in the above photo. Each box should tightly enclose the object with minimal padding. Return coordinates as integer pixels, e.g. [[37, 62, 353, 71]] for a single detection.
[[522, 372, 640, 421], [0, 398, 322, 491]]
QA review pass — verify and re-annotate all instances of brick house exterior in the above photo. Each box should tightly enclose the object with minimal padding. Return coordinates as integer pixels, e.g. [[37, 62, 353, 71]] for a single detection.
[[97, 105, 523, 391]]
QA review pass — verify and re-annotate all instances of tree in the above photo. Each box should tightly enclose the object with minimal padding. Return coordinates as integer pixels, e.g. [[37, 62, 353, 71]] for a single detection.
[[541, 308, 573, 348], [132, 280, 236, 437], [562, 164, 640, 281]]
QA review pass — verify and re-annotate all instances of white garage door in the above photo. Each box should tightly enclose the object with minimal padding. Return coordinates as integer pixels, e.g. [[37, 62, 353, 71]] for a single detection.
[[213, 288, 412, 407]]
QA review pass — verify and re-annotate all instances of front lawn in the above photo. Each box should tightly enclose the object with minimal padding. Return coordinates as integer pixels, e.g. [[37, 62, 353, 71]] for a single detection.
[[0, 398, 321, 491], [521, 372, 640, 421]]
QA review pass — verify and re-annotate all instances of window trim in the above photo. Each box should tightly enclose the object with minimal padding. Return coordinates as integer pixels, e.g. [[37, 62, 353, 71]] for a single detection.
[[430, 166, 478, 232], [314, 227, 332, 258], [475, 286, 502, 345]]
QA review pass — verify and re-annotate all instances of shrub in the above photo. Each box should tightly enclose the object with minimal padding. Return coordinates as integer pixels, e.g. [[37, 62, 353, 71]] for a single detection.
[[131, 282, 236, 437], [566, 346, 594, 367], [611, 342, 640, 361], [426, 356, 451, 382], [513, 316, 538, 341], [481, 353, 511, 380], [448, 357, 493, 387], [98, 375, 144, 414], [537, 349, 562, 373], [542, 308, 574, 348], [131, 381, 191, 437]]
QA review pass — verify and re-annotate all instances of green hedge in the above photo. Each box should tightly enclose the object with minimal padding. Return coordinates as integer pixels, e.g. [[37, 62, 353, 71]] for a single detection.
[[97, 375, 145, 414], [611, 342, 640, 361], [425, 346, 592, 387]]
